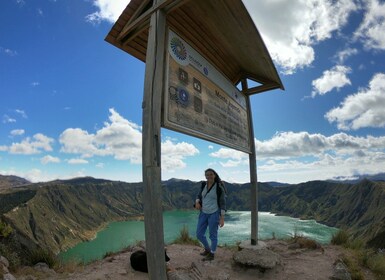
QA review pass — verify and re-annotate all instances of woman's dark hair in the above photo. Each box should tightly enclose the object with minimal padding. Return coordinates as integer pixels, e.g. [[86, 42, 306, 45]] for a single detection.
[[205, 168, 222, 185]]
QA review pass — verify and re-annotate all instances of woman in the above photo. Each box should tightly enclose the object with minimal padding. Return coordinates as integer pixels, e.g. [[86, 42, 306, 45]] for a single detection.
[[194, 168, 226, 261]]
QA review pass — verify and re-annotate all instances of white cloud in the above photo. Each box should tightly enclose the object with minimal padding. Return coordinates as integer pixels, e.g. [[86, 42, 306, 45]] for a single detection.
[[311, 65, 352, 97], [0, 47, 18, 56], [257, 148, 385, 183], [31, 82, 40, 87], [0, 169, 53, 183], [336, 48, 359, 64], [354, 0, 385, 50], [16, 0, 25, 6], [255, 131, 385, 158], [209, 131, 385, 183], [243, 0, 358, 74], [41, 155, 60, 165], [15, 109, 27, 118], [10, 129, 25, 136], [59, 108, 198, 170], [9, 133, 54, 155], [325, 73, 385, 130], [68, 158, 89, 164], [162, 139, 199, 171], [86, 0, 129, 24], [94, 108, 142, 162], [209, 148, 248, 168], [2, 115, 16, 123]]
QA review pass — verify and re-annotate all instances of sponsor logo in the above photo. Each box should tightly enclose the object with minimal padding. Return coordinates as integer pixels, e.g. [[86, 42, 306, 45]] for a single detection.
[[170, 37, 187, 61]]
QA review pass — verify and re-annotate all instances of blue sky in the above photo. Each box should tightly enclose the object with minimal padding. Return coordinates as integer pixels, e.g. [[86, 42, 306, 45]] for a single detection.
[[1, 0, 385, 184]]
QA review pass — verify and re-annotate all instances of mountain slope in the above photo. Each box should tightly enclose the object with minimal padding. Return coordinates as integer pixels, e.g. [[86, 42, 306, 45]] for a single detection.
[[263, 179, 385, 247], [0, 175, 30, 191], [1, 176, 384, 256], [3, 178, 145, 253]]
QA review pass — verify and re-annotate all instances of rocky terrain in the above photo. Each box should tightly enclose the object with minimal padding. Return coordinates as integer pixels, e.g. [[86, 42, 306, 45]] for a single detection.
[[5, 240, 376, 280]]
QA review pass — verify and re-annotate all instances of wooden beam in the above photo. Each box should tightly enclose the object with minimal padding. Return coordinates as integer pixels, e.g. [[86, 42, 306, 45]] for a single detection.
[[242, 79, 258, 245], [118, 0, 193, 42], [142, 4, 168, 279], [245, 83, 282, 95]]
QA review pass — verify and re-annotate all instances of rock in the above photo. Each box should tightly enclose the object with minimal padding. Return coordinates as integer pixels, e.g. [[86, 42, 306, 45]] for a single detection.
[[167, 261, 203, 280], [3, 273, 17, 280], [0, 255, 9, 268], [33, 262, 56, 275], [1, 255, 10, 276], [288, 242, 301, 250], [1, 265, 9, 274], [233, 247, 281, 271], [330, 260, 352, 280]]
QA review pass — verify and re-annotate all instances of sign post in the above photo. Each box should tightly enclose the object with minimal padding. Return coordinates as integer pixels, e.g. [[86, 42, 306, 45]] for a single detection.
[[142, 3, 168, 279], [242, 79, 258, 244]]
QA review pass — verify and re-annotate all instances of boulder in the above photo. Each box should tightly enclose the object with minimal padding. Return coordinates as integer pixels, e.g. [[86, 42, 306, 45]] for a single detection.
[[330, 260, 352, 280], [233, 247, 281, 271]]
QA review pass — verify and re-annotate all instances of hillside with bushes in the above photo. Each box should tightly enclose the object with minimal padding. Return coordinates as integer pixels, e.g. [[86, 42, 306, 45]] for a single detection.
[[0, 175, 384, 262]]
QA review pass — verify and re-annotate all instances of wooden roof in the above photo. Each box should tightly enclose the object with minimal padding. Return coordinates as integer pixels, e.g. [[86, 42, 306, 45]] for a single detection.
[[105, 0, 284, 95]]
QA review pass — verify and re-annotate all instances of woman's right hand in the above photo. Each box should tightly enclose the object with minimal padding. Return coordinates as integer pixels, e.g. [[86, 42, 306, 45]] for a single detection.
[[195, 200, 201, 210]]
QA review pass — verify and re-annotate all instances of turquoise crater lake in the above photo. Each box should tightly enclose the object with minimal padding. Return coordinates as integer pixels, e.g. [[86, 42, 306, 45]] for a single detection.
[[59, 210, 338, 263]]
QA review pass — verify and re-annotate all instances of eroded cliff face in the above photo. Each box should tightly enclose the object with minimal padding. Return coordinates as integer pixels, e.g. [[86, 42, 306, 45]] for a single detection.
[[1, 176, 384, 256], [3, 178, 145, 254]]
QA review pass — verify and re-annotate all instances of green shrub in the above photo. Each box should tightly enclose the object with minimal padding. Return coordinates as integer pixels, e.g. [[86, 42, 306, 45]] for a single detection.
[[173, 225, 200, 246], [342, 254, 364, 280], [0, 243, 21, 271], [366, 253, 385, 279], [0, 220, 13, 238], [331, 229, 350, 246], [348, 238, 365, 250], [289, 235, 322, 250], [29, 248, 58, 269]]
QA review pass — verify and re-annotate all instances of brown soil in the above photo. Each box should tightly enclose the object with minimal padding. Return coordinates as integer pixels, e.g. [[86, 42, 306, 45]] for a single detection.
[[14, 240, 376, 280]]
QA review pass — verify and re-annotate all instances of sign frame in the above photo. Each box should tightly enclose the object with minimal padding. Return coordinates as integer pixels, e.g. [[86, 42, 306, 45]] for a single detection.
[[162, 29, 252, 154]]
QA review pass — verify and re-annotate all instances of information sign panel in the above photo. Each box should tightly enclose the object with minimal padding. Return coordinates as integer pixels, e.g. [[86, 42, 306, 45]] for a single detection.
[[163, 30, 251, 153]]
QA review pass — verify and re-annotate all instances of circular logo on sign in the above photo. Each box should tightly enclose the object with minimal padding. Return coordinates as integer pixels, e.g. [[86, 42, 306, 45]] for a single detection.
[[177, 88, 190, 107], [203, 66, 209, 76], [170, 37, 187, 61]]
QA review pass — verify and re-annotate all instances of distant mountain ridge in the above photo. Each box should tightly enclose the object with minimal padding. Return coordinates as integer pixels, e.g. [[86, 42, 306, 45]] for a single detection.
[[0, 174, 384, 258], [0, 175, 30, 191]]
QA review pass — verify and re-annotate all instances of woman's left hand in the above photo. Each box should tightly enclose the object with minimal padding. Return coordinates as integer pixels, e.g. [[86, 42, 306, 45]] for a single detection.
[[219, 215, 225, 228]]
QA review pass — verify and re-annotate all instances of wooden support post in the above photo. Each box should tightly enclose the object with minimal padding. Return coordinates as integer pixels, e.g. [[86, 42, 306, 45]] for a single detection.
[[242, 79, 258, 245], [142, 2, 167, 279]]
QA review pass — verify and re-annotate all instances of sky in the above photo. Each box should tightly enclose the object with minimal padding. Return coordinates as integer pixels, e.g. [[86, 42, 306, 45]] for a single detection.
[[1, 0, 385, 184]]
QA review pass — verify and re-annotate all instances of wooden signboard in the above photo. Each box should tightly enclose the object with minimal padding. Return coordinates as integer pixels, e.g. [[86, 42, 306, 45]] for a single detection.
[[163, 29, 251, 153]]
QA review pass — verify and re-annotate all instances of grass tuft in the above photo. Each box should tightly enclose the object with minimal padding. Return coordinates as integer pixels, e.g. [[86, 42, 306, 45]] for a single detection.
[[0, 243, 21, 271], [331, 229, 350, 246], [289, 233, 322, 250], [365, 252, 385, 279], [341, 254, 365, 280], [173, 225, 200, 246], [28, 248, 58, 269]]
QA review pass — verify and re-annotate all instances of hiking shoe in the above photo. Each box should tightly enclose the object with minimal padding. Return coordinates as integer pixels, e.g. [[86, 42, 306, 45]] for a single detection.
[[202, 252, 214, 261], [199, 249, 210, 256]]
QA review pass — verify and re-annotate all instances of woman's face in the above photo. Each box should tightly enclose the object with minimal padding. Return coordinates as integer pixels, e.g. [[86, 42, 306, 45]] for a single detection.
[[205, 170, 216, 182]]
